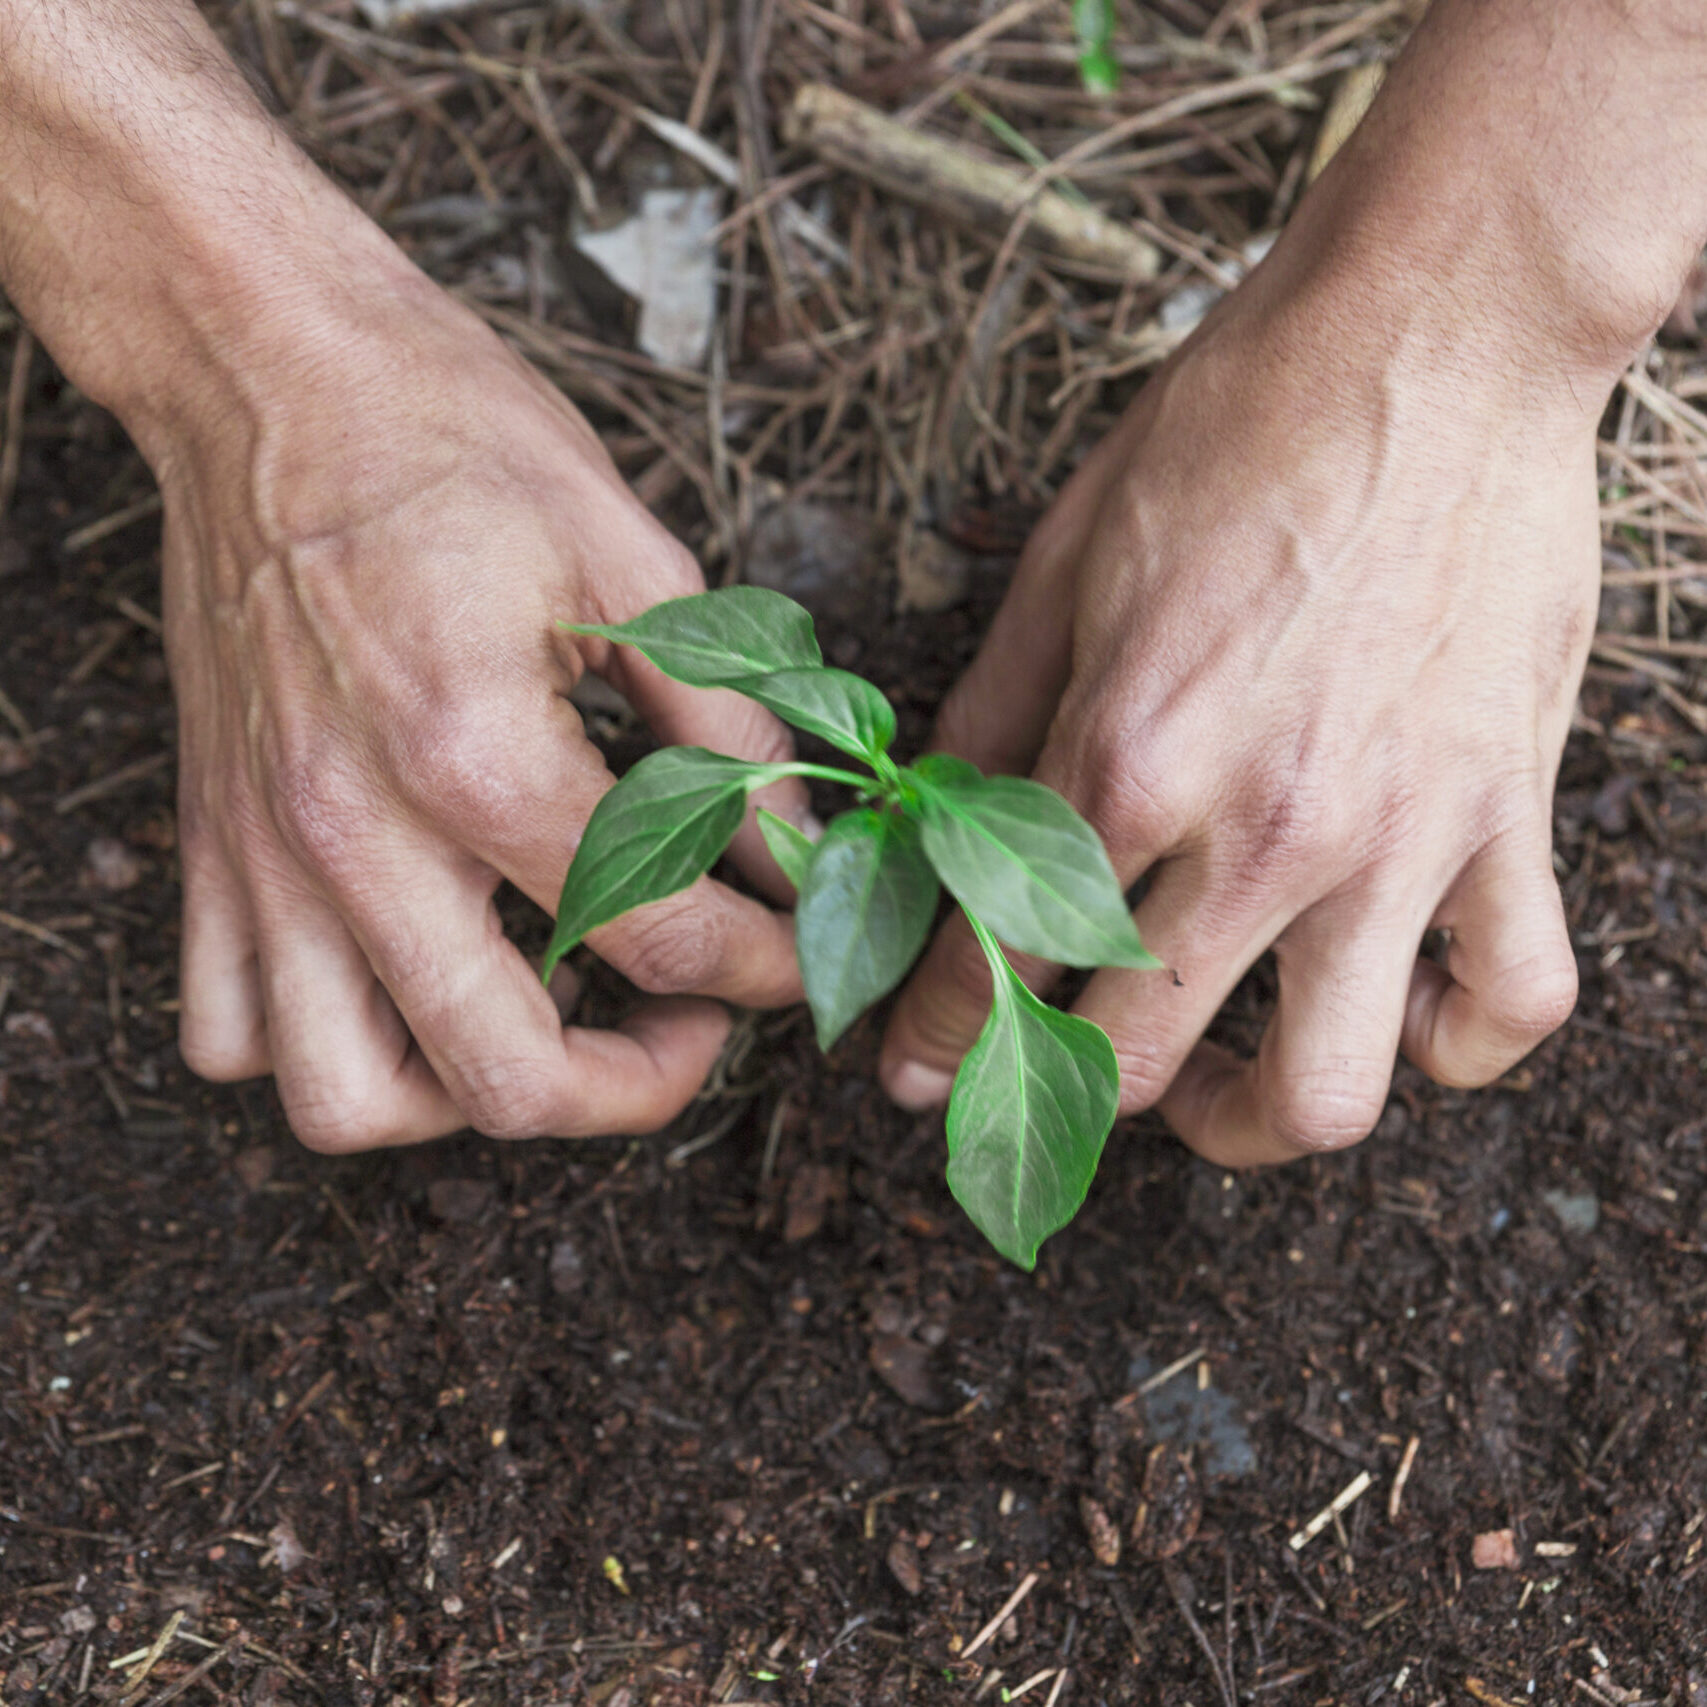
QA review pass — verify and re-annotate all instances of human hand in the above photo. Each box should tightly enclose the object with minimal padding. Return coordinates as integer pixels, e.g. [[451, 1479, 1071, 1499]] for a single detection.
[[0, 1, 808, 1150], [161, 282, 808, 1149], [880, 232, 1608, 1167]]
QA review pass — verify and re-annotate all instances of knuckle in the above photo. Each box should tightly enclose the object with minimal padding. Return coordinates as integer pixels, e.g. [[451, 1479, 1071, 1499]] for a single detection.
[[1064, 716, 1192, 854], [270, 752, 375, 885], [1484, 949, 1579, 1043], [283, 1082, 397, 1155], [388, 700, 530, 840], [1238, 774, 1332, 882], [1266, 1062, 1389, 1154], [656, 538, 706, 599], [613, 899, 728, 996], [454, 1057, 566, 1141]]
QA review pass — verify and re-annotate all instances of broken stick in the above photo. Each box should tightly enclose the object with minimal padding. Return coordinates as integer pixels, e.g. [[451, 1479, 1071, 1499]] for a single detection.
[[785, 84, 1159, 280]]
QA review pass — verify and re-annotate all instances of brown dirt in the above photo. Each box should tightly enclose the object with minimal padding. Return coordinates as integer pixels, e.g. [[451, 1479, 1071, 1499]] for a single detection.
[[5, 5, 1707, 1704]]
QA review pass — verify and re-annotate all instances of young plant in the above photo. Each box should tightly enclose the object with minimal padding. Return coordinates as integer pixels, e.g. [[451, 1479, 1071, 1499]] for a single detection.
[[543, 588, 1158, 1268]]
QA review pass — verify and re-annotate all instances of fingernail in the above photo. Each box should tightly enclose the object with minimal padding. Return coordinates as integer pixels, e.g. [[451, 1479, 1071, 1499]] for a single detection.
[[887, 1059, 954, 1110]]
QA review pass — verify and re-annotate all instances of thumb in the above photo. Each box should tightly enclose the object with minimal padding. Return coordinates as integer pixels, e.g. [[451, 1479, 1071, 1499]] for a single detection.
[[921, 407, 1131, 773], [879, 915, 1064, 1109], [926, 497, 1084, 778]]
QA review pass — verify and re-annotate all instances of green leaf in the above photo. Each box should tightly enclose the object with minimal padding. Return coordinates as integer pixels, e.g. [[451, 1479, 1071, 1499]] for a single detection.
[[734, 666, 896, 761], [543, 746, 783, 977], [946, 916, 1120, 1269], [909, 752, 982, 789], [564, 587, 821, 686], [1072, 0, 1120, 95], [756, 808, 816, 892], [796, 810, 940, 1050], [910, 763, 1158, 970]]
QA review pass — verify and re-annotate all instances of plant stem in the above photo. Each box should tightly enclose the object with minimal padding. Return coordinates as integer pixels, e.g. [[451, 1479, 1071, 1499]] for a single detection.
[[769, 760, 877, 792], [964, 910, 1008, 978]]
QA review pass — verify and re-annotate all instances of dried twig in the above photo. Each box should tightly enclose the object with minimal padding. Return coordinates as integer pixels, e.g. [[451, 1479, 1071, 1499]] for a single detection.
[[1288, 1470, 1373, 1552], [961, 1570, 1040, 1659], [786, 85, 1159, 279]]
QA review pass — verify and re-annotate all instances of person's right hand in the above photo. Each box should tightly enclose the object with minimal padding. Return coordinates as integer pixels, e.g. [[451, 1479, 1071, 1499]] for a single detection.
[[0, 0, 811, 1153], [161, 278, 808, 1150]]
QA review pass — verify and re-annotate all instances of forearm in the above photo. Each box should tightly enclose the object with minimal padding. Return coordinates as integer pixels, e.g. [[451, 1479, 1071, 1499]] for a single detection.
[[1287, 0, 1707, 384], [0, 1, 420, 458]]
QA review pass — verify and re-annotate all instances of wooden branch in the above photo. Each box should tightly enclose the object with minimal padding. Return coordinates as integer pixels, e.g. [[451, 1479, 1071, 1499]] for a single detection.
[[784, 83, 1160, 280]]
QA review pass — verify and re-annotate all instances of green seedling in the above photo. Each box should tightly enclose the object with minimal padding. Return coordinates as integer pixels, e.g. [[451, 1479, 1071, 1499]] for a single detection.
[[545, 588, 1159, 1268]]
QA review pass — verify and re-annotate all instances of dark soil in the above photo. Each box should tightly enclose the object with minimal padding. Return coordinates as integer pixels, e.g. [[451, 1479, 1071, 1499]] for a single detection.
[[3, 366, 1707, 1707]]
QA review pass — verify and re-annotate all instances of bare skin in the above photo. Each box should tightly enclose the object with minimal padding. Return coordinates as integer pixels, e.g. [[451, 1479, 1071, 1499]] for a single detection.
[[2, 1, 1703, 1160]]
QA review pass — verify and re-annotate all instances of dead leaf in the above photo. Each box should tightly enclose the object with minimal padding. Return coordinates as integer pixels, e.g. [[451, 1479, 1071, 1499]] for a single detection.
[[1078, 1495, 1121, 1567], [574, 188, 722, 370]]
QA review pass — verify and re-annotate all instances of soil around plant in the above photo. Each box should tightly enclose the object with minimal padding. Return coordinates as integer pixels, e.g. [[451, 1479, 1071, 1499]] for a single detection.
[[4, 4, 1707, 1703]]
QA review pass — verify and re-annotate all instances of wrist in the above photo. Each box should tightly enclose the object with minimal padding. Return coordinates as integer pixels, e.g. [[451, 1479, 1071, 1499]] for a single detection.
[[0, 1, 441, 466], [1283, 0, 1707, 398]]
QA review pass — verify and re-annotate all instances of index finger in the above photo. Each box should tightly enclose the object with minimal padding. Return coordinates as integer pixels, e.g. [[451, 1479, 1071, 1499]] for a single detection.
[[400, 692, 803, 1009], [349, 847, 737, 1139]]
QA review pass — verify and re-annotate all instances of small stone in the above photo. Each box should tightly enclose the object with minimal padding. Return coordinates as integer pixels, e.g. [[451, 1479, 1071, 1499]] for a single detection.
[[886, 1535, 924, 1596], [746, 497, 875, 621], [4, 1010, 56, 1050], [783, 1162, 845, 1243], [1541, 1189, 1600, 1235], [1533, 1313, 1581, 1385], [1589, 774, 1639, 837], [267, 1519, 310, 1574], [59, 1605, 97, 1636], [896, 532, 973, 614], [1472, 1528, 1519, 1570], [82, 836, 144, 891]]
